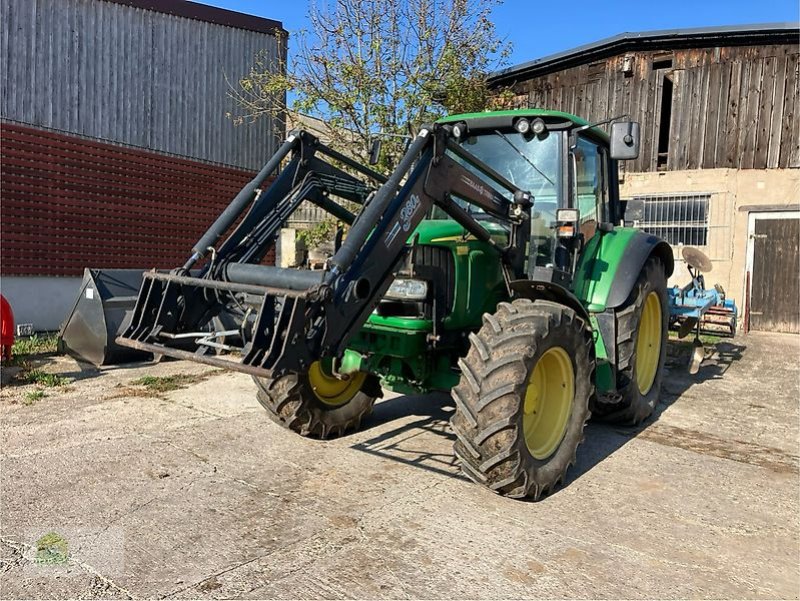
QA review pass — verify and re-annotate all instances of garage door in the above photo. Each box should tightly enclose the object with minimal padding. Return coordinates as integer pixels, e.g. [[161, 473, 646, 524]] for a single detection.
[[748, 213, 800, 334]]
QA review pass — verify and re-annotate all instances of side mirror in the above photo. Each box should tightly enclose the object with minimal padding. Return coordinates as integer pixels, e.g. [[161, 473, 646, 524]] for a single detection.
[[610, 121, 640, 160], [368, 139, 382, 165]]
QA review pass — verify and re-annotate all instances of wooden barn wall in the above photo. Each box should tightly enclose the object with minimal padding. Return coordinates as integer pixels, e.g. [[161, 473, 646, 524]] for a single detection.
[[1, 0, 283, 171], [506, 45, 799, 172], [0, 122, 276, 277]]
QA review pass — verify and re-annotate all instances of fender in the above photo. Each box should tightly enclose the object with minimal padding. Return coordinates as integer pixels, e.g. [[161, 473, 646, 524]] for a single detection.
[[509, 279, 592, 324], [572, 227, 674, 312]]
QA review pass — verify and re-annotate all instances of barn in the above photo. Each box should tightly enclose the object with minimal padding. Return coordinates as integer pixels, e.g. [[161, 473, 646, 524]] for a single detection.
[[1, 0, 286, 331], [489, 23, 800, 334]]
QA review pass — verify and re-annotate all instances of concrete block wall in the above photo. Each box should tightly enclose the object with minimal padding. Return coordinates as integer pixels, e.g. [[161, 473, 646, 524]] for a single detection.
[[0, 277, 82, 333], [620, 168, 800, 319]]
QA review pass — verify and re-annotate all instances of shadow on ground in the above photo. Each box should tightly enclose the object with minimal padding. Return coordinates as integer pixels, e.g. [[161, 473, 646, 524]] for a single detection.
[[351, 337, 748, 493], [662, 338, 746, 397], [353, 392, 467, 482], [3, 354, 213, 388]]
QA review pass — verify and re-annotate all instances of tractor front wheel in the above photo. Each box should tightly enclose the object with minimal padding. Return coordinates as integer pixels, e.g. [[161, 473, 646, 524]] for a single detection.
[[450, 299, 594, 500], [253, 360, 382, 439]]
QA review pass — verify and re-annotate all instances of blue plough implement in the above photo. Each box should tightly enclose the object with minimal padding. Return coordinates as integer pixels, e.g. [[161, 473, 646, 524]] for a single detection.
[[667, 247, 738, 373]]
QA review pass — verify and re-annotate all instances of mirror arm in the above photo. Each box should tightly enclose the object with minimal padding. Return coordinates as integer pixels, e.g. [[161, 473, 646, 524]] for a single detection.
[[573, 114, 630, 136]]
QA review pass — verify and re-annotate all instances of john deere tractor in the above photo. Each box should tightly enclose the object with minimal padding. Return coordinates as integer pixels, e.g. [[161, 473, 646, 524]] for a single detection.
[[75, 109, 674, 500]]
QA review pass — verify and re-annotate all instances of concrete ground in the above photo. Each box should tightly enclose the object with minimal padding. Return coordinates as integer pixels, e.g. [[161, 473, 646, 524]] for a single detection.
[[1, 332, 798, 599]]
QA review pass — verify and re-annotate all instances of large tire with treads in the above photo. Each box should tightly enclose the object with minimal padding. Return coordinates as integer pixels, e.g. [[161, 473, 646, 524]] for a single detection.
[[593, 257, 668, 425], [450, 299, 594, 500], [253, 365, 382, 439]]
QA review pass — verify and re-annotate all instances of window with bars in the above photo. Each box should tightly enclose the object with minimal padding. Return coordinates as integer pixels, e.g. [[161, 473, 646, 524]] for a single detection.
[[631, 193, 710, 246]]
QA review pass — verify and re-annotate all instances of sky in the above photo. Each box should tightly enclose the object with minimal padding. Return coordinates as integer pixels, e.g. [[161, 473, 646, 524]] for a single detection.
[[203, 0, 799, 71]]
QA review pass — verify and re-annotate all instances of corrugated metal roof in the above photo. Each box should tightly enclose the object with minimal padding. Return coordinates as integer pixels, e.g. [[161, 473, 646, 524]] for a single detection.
[[489, 22, 800, 87], [101, 0, 286, 36]]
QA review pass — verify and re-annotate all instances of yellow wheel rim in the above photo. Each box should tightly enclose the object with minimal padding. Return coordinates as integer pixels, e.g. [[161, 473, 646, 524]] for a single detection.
[[523, 346, 574, 460], [307, 361, 366, 407], [635, 291, 662, 395]]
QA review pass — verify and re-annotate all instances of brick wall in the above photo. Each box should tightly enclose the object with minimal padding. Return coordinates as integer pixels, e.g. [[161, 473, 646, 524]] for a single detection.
[[1, 122, 275, 276]]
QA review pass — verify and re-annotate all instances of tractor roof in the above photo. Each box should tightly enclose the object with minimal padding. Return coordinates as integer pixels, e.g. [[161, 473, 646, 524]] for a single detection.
[[438, 109, 608, 140]]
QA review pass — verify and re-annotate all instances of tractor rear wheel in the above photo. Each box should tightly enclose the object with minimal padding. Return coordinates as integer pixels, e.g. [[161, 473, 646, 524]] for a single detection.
[[595, 257, 668, 425], [450, 299, 594, 500], [253, 360, 382, 439]]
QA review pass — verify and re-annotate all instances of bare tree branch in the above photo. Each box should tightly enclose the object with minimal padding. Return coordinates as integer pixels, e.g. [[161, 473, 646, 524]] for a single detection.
[[227, 0, 511, 169]]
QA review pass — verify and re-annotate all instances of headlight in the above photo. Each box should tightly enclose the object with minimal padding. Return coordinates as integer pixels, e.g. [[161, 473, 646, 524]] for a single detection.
[[385, 278, 428, 301], [514, 118, 531, 134]]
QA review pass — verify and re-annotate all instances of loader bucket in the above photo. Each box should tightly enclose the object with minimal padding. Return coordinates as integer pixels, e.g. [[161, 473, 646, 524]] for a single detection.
[[58, 269, 152, 366]]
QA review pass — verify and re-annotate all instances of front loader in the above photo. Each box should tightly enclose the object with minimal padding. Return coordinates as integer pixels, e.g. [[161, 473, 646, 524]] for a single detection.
[[75, 109, 675, 500]]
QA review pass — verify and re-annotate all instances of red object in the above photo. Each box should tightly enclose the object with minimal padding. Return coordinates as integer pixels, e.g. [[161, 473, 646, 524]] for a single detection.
[[0, 295, 14, 361]]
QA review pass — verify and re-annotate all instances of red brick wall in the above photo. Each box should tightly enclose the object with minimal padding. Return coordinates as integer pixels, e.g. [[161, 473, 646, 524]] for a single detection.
[[1, 122, 275, 276]]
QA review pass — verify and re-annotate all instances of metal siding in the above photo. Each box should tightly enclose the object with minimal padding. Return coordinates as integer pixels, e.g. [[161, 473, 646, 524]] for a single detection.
[[1, 0, 282, 170]]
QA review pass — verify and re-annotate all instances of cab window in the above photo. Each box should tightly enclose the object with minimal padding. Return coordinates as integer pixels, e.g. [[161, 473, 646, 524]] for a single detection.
[[573, 136, 608, 241], [451, 131, 562, 267]]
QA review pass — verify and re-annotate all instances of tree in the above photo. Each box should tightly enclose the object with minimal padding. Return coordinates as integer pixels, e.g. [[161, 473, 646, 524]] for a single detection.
[[228, 0, 511, 167]]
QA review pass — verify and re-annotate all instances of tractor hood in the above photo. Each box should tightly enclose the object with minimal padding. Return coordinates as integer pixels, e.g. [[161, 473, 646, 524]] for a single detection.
[[410, 219, 509, 246]]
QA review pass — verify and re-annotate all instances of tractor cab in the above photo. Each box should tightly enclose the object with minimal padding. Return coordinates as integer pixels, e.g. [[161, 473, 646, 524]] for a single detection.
[[437, 110, 639, 287], [356, 110, 643, 393]]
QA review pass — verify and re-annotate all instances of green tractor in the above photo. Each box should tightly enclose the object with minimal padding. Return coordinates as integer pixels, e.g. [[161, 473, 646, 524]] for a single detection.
[[88, 109, 673, 500]]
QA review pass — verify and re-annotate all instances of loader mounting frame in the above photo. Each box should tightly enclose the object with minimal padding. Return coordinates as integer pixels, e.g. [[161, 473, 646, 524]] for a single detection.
[[117, 125, 532, 378]]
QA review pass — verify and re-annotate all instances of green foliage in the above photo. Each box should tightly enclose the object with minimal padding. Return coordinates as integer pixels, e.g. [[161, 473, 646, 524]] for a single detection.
[[20, 369, 70, 387], [22, 390, 47, 405], [9, 334, 70, 391], [12, 334, 58, 358], [228, 0, 512, 170], [297, 219, 341, 249], [131, 373, 208, 393], [35, 532, 69, 564]]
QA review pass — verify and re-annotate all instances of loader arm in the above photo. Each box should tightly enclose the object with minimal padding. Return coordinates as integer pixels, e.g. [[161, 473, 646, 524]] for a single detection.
[[117, 124, 531, 378]]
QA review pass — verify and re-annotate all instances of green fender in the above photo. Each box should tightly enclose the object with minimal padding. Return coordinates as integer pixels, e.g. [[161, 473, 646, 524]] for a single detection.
[[572, 227, 674, 312]]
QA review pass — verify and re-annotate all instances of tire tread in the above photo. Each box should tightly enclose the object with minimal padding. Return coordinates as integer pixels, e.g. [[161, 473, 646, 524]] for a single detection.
[[451, 299, 594, 500]]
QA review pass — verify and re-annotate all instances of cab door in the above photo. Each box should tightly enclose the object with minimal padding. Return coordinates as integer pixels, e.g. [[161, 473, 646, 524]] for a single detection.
[[572, 135, 610, 243]]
